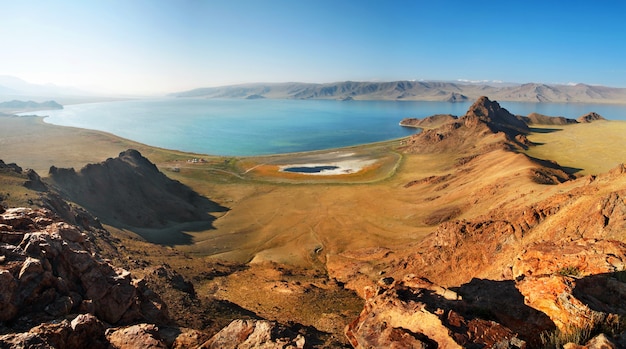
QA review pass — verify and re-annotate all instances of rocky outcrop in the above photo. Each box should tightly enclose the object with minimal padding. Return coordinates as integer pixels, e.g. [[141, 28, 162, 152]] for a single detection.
[[346, 276, 531, 348], [106, 323, 168, 349], [577, 112, 606, 123], [521, 111, 605, 125], [0, 313, 108, 349], [0, 207, 176, 348], [399, 114, 458, 129], [402, 96, 532, 154], [347, 238, 626, 348], [0, 207, 166, 325], [463, 96, 530, 136], [513, 239, 626, 332]]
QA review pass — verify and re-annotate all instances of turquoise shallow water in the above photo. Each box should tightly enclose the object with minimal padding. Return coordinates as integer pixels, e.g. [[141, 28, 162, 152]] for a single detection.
[[26, 98, 626, 156]]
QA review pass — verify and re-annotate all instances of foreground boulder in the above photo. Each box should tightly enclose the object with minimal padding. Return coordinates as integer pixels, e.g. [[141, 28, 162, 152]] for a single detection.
[[200, 319, 306, 349]]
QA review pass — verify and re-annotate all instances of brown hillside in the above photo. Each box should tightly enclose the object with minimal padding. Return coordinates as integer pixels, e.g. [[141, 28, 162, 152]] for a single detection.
[[399, 114, 458, 129], [523, 112, 578, 125]]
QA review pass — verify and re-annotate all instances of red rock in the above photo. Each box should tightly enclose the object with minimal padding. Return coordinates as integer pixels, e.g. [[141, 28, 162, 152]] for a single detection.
[[345, 277, 525, 348], [514, 239, 626, 333], [201, 319, 306, 349]]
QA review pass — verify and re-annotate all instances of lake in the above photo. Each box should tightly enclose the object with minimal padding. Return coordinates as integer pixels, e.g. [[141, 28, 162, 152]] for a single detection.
[[25, 98, 626, 156]]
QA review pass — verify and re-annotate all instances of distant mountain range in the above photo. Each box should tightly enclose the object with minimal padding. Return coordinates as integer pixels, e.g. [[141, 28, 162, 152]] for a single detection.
[[171, 81, 626, 104], [0, 75, 88, 98]]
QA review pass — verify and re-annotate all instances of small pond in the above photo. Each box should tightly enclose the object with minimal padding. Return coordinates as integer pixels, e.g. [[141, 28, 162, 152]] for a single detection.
[[282, 166, 340, 173]]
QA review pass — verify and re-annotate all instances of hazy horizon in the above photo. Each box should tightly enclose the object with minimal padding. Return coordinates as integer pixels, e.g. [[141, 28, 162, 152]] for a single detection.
[[2, 0, 625, 95]]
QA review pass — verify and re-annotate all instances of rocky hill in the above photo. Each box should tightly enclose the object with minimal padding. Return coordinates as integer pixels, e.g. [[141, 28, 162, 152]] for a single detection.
[[47, 149, 226, 244], [344, 164, 626, 348], [171, 81, 626, 103]]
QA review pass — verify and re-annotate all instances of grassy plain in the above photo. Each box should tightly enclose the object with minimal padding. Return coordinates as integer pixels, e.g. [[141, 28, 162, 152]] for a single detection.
[[524, 121, 626, 175]]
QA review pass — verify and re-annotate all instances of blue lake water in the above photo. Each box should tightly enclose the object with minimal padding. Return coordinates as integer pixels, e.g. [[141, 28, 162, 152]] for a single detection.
[[25, 98, 626, 156]]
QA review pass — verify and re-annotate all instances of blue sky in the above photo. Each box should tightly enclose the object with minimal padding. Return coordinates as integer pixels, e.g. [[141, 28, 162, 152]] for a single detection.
[[1, 0, 625, 94]]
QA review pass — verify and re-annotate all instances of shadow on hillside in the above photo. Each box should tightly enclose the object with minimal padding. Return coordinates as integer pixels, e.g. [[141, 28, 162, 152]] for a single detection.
[[45, 149, 233, 246], [452, 278, 556, 346], [529, 127, 563, 134], [128, 197, 229, 246], [573, 271, 626, 316], [47, 170, 230, 246], [527, 155, 583, 175], [107, 193, 229, 246]]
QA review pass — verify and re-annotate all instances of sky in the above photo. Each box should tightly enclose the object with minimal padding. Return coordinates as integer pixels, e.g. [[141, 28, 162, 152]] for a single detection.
[[1, 0, 625, 95]]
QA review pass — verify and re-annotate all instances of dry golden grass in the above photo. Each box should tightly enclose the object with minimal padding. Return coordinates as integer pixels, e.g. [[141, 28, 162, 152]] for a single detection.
[[525, 121, 626, 175]]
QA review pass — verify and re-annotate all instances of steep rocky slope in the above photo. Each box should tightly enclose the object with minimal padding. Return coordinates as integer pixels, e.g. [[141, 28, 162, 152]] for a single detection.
[[0, 207, 168, 347]]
